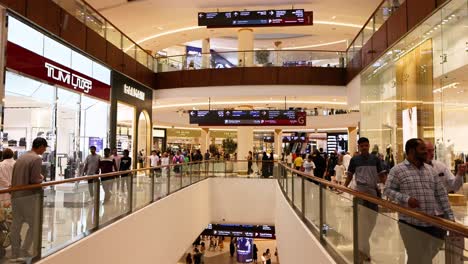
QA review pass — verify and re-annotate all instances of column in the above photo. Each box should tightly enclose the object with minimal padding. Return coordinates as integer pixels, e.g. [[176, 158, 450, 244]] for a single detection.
[[237, 28, 254, 67], [274, 129, 283, 159], [348, 127, 358, 154], [201, 38, 210, 69], [237, 127, 254, 174], [200, 128, 209, 154], [274, 41, 283, 66]]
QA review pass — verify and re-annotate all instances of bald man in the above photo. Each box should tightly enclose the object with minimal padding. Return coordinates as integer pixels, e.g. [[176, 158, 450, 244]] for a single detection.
[[426, 141, 465, 193]]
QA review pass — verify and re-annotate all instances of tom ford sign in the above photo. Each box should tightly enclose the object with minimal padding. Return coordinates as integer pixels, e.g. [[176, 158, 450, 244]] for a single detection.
[[6, 41, 111, 101]]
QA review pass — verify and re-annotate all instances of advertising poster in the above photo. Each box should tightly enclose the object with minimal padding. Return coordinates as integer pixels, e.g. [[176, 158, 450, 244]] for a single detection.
[[236, 237, 253, 263], [402, 107, 418, 146], [89, 137, 103, 152]]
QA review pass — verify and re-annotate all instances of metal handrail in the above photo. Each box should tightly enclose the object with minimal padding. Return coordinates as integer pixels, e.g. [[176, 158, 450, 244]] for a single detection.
[[81, 0, 153, 58], [346, 0, 398, 52], [279, 162, 468, 237], [0, 160, 213, 194], [158, 50, 346, 60]]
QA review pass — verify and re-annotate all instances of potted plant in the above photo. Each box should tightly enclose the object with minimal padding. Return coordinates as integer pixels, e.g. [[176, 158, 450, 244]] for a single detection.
[[255, 50, 271, 66], [222, 137, 237, 173]]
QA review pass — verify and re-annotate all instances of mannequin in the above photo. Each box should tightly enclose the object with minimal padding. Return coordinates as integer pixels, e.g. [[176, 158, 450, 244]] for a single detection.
[[385, 145, 395, 169]]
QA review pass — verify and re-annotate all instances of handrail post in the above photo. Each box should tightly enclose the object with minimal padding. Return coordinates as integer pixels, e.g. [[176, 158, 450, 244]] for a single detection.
[[34, 189, 45, 261], [224, 160, 227, 177], [150, 168, 155, 202], [94, 179, 101, 226], [129, 172, 134, 212], [353, 197, 359, 264], [319, 183, 324, 243], [167, 166, 171, 195], [301, 176, 305, 218], [291, 171, 295, 205], [285, 165, 289, 197], [190, 162, 193, 184], [180, 164, 183, 188]]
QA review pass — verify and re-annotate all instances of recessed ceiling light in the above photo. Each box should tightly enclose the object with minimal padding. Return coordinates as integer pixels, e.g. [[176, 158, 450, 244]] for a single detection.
[[331, 16, 337, 20], [157, 26, 164, 30]]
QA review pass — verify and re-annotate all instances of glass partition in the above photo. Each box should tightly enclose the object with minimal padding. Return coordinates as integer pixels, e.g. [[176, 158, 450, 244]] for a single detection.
[[360, 0, 468, 165], [155, 50, 346, 72]]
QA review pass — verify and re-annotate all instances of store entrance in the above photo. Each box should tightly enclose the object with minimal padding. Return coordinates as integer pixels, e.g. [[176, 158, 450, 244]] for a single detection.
[[116, 102, 136, 167], [2, 71, 110, 181]]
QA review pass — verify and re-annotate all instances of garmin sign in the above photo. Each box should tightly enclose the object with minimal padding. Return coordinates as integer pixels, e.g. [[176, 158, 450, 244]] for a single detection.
[[124, 84, 145, 101], [45, 62, 92, 93]]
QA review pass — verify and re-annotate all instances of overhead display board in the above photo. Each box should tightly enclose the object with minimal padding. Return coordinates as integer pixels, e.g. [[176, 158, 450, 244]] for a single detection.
[[189, 110, 306, 126], [198, 9, 313, 28], [201, 224, 276, 239]]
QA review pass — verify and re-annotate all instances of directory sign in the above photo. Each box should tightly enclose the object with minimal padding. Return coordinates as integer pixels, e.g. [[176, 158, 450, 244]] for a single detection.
[[198, 9, 313, 28], [189, 110, 306, 126], [202, 224, 276, 239]]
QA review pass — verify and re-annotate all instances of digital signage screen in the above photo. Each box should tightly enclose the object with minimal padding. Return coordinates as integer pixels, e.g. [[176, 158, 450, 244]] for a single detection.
[[237, 237, 253, 263], [189, 110, 306, 126], [198, 9, 313, 28], [202, 224, 276, 239]]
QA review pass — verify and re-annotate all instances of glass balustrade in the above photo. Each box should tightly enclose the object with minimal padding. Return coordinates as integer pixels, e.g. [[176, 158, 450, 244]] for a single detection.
[[0, 160, 466, 263]]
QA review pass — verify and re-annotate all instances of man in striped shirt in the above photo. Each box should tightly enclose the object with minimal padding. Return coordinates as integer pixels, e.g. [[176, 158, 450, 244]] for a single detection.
[[384, 138, 453, 264]]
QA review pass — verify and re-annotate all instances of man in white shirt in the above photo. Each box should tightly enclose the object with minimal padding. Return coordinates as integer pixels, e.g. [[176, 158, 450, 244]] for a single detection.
[[0, 148, 15, 202], [149, 150, 160, 167], [425, 141, 464, 193], [149, 150, 160, 177], [111, 148, 121, 171], [343, 152, 352, 171]]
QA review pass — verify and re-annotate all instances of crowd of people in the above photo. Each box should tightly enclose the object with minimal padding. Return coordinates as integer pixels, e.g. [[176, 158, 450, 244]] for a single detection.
[[185, 235, 278, 264], [286, 137, 466, 263], [285, 147, 351, 187], [0, 136, 465, 262]]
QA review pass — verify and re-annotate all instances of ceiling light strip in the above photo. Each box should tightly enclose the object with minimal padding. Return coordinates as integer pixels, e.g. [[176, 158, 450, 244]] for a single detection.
[[153, 100, 347, 109]]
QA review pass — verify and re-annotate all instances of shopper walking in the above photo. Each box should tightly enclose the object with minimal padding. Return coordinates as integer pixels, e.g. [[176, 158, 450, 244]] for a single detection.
[[344, 137, 385, 262], [265, 248, 272, 264], [10, 138, 47, 260], [111, 148, 121, 171], [99, 148, 117, 202], [303, 154, 316, 176], [286, 152, 293, 168], [229, 239, 235, 257], [193, 248, 202, 264], [119, 150, 132, 193], [261, 152, 269, 178], [253, 244, 258, 263], [293, 153, 304, 171], [425, 141, 464, 193], [312, 149, 326, 179], [247, 151, 253, 175], [83, 146, 101, 199], [204, 150, 210, 161], [384, 138, 454, 264], [268, 151, 274, 176], [343, 151, 352, 171], [186, 253, 193, 264], [0, 148, 15, 202], [173, 151, 184, 175]]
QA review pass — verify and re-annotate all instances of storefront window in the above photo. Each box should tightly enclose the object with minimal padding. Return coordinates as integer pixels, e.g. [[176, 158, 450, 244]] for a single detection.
[[117, 102, 135, 165], [3, 71, 55, 178], [3, 16, 112, 180], [360, 0, 468, 168], [137, 111, 150, 166], [80, 96, 109, 158]]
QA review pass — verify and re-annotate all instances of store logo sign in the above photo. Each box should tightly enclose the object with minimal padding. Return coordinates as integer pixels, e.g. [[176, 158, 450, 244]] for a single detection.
[[45, 62, 92, 93], [124, 84, 145, 101]]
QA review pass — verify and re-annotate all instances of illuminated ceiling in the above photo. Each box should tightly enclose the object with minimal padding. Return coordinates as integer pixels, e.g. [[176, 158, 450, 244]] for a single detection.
[[85, 0, 381, 53]]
